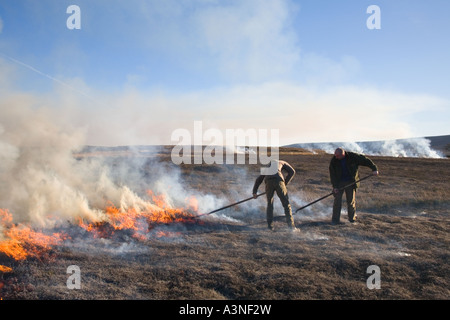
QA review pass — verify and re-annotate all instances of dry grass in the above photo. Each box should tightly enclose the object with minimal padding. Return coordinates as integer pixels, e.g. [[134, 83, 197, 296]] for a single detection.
[[1, 147, 449, 300]]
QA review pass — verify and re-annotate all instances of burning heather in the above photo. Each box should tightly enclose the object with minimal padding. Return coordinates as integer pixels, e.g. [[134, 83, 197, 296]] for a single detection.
[[0, 209, 66, 269], [0, 190, 204, 273], [1, 102, 448, 301], [76, 191, 202, 240], [0, 102, 214, 274]]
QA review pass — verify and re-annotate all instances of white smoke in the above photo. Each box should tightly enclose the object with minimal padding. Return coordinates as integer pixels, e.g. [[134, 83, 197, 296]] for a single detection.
[[0, 94, 238, 230], [0, 93, 443, 232], [289, 137, 444, 158], [0, 96, 202, 227], [0, 98, 92, 225]]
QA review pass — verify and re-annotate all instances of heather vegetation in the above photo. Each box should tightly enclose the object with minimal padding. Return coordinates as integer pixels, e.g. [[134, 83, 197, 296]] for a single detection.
[[1, 147, 449, 300]]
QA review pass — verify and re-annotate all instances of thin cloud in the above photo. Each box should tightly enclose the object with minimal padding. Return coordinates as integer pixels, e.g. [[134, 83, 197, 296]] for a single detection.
[[1, 1, 448, 147], [0, 53, 106, 107], [192, 0, 301, 82], [0, 55, 448, 147], [78, 0, 301, 84], [42, 81, 447, 147]]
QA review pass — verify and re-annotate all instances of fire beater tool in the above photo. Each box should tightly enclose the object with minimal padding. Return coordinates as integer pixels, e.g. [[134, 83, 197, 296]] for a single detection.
[[194, 192, 266, 218], [193, 174, 373, 219], [294, 174, 373, 213]]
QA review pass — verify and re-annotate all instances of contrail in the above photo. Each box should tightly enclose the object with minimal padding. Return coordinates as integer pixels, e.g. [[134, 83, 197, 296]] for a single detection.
[[0, 52, 104, 106]]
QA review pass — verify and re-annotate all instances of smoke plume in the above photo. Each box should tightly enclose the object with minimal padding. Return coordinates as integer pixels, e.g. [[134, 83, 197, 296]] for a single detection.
[[289, 138, 444, 158], [0, 90, 237, 231], [0, 97, 163, 227]]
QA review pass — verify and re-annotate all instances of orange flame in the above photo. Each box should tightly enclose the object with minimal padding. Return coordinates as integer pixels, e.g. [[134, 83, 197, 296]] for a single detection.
[[0, 209, 66, 270], [146, 190, 171, 209], [185, 195, 199, 212], [0, 190, 201, 271], [77, 191, 201, 239], [0, 265, 13, 273]]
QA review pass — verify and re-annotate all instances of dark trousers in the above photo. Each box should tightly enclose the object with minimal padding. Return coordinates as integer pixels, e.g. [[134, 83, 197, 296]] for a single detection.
[[265, 179, 295, 228], [332, 181, 356, 223]]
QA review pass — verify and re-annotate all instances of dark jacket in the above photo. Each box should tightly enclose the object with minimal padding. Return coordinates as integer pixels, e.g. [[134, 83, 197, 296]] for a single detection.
[[329, 151, 377, 189], [253, 160, 295, 194]]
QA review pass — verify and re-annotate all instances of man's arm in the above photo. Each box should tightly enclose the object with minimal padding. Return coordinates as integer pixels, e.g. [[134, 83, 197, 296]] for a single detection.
[[355, 153, 378, 173], [252, 175, 265, 195], [282, 162, 296, 185]]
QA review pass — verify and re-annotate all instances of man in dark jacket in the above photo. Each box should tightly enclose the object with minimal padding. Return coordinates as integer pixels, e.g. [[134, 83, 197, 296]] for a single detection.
[[253, 160, 296, 230], [329, 148, 378, 224]]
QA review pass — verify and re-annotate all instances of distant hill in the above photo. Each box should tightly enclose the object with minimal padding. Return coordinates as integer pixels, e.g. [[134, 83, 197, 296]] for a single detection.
[[285, 135, 450, 158], [75, 135, 450, 159], [426, 135, 450, 156]]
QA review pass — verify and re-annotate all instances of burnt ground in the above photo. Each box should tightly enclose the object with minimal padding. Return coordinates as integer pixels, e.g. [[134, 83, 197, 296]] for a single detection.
[[0, 147, 449, 305]]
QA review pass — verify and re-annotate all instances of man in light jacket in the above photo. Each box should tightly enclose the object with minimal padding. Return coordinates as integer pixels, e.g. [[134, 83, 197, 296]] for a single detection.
[[253, 160, 296, 231]]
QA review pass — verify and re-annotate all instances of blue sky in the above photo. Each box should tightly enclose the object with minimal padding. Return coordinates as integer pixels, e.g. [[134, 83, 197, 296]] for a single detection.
[[0, 0, 449, 146]]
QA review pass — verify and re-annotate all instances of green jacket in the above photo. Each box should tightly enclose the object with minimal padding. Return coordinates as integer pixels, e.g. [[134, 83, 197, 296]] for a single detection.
[[329, 151, 378, 189]]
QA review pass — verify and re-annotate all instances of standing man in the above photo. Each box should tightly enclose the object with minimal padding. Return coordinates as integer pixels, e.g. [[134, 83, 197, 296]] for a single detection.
[[329, 148, 379, 224], [253, 160, 296, 231]]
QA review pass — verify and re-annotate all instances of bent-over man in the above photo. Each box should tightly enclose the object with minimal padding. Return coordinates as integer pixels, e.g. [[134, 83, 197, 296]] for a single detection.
[[253, 160, 296, 231]]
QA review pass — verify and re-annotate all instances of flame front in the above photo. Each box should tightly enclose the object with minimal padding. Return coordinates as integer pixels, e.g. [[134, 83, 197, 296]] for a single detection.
[[0, 209, 65, 272], [78, 191, 200, 239], [0, 191, 201, 274]]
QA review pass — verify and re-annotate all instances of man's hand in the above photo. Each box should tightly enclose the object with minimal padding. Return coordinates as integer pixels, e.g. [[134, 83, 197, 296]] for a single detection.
[[253, 193, 258, 199], [333, 188, 339, 194], [372, 170, 379, 176]]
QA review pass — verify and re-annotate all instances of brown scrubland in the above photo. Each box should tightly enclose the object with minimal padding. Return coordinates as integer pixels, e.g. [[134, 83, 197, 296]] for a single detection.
[[0, 146, 448, 302]]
